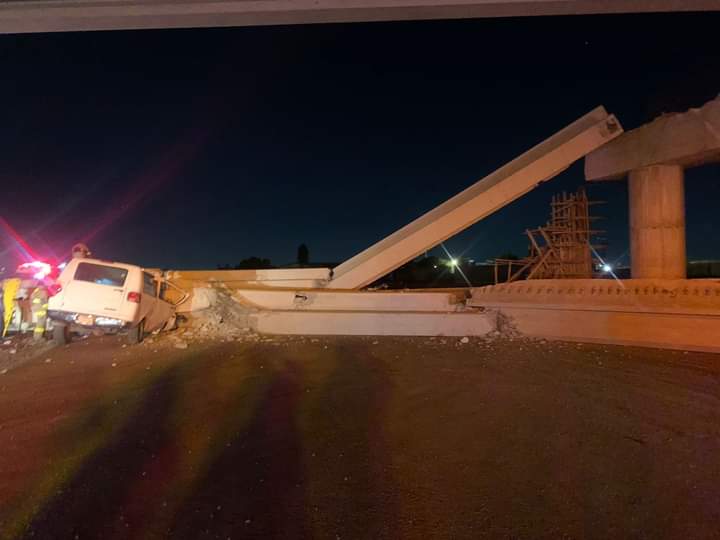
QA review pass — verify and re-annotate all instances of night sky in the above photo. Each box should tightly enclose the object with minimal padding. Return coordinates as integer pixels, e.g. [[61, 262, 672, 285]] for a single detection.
[[1, 12, 719, 272]]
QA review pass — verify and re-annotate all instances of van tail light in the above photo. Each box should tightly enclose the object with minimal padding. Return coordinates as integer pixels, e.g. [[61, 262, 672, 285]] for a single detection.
[[127, 292, 142, 303], [48, 283, 62, 297]]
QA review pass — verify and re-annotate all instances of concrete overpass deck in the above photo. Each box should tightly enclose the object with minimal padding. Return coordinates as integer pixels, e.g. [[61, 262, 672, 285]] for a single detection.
[[1, 0, 718, 34]]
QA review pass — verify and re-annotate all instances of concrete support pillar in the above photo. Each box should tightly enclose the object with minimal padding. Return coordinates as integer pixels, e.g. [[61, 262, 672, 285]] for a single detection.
[[628, 164, 686, 279]]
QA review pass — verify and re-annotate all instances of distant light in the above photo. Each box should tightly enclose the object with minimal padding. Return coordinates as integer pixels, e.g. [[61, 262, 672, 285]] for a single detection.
[[450, 258, 458, 267], [602, 263, 613, 273], [433, 265, 438, 269]]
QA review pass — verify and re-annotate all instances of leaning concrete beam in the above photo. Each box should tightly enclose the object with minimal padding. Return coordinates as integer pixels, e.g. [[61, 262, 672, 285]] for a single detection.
[[1, 1, 718, 34], [328, 107, 622, 289], [585, 95, 720, 181]]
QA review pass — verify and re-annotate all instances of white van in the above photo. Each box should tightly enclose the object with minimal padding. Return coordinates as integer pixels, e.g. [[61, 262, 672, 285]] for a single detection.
[[47, 258, 187, 344]]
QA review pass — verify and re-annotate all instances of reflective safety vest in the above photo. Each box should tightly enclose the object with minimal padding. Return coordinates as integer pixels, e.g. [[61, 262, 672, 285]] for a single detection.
[[31, 287, 48, 337], [2, 278, 21, 337]]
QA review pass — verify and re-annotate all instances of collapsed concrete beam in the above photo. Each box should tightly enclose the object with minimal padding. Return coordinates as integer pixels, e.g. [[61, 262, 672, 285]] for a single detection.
[[234, 287, 467, 312], [167, 268, 331, 295], [250, 310, 495, 337], [1, 1, 718, 34], [328, 107, 622, 289], [585, 95, 720, 181], [165, 268, 332, 312]]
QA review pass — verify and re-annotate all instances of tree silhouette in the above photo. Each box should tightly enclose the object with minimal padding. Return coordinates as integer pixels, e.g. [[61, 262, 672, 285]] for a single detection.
[[297, 244, 309, 266], [236, 257, 273, 269]]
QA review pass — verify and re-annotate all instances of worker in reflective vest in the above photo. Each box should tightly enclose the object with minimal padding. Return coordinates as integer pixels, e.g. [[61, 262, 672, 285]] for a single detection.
[[2, 278, 21, 338], [31, 286, 48, 339]]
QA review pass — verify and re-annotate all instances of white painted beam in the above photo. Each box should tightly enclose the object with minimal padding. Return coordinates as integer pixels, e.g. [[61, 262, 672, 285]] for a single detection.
[[234, 288, 466, 311], [0, 0, 718, 34], [168, 268, 331, 282], [328, 107, 622, 289], [585, 95, 720, 181], [167, 268, 331, 292], [250, 309, 495, 336]]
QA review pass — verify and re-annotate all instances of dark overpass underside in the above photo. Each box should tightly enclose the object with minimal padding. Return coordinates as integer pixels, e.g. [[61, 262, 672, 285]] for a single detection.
[[0, 0, 718, 34]]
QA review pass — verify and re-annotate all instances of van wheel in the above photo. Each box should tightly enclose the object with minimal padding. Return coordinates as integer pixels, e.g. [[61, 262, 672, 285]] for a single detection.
[[128, 320, 145, 345], [53, 324, 70, 345]]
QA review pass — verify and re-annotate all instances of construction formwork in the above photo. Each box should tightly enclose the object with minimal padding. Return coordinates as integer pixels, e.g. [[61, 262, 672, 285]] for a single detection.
[[494, 188, 603, 283]]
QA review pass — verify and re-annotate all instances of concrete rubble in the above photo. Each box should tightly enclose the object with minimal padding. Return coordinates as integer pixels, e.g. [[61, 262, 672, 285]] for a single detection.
[[161, 287, 257, 345], [0, 334, 55, 373]]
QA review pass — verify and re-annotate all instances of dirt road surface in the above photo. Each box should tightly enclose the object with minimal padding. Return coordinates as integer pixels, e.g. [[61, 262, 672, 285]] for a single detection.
[[1, 334, 719, 539]]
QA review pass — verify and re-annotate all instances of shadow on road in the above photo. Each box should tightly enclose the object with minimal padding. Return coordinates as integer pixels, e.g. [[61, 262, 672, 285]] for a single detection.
[[9, 342, 398, 539], [169, 359, 309, 539], [301, 343, 398, 539], [20, 364, 184, 539]]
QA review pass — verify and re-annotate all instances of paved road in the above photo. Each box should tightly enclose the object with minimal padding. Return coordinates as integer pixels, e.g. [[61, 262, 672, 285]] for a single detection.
[[1, 334, 719, 539]]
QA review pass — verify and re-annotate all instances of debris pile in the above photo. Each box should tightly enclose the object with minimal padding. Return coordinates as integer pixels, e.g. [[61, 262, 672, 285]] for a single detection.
[[167, 287, 256, 344], [494, 311, 522, 339]]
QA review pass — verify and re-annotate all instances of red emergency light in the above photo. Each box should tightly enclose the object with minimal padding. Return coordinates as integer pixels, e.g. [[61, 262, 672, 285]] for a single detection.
[[16, 260, 53, 280]]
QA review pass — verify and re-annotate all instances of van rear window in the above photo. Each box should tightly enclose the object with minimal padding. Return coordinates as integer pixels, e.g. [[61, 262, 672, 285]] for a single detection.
[[74, 263, 128, 287]]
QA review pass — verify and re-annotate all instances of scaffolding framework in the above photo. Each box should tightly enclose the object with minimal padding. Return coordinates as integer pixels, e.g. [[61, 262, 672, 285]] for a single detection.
[[495, 189, 603, 283]]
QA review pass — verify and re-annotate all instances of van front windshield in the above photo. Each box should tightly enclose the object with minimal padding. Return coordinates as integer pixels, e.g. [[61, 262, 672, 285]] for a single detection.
[[74, 262, 128, 287]]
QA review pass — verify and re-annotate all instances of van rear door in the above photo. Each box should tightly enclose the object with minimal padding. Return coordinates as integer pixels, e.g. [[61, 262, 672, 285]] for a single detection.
[[60, 262, 129, 318]]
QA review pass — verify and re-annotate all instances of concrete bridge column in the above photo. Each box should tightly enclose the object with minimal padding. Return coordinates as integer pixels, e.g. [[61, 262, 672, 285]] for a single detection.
[[628, 164, 686, 278]]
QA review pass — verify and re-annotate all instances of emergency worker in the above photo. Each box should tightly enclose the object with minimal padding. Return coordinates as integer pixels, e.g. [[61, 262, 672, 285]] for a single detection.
[[30, 286, 48, 339]]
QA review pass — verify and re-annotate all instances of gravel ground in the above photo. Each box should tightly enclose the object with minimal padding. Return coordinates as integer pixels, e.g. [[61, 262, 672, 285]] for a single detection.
[[0, 332, 719, 539]]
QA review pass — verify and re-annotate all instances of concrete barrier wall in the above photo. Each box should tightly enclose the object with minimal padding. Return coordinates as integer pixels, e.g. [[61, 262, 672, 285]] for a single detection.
[[471, 278, 720, 352], [493, 306, 720, 353], [470, 279, 720, 315]]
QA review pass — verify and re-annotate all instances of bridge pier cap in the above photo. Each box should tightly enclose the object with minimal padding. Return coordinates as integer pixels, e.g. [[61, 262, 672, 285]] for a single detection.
[[585, 95, 720, 279]]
